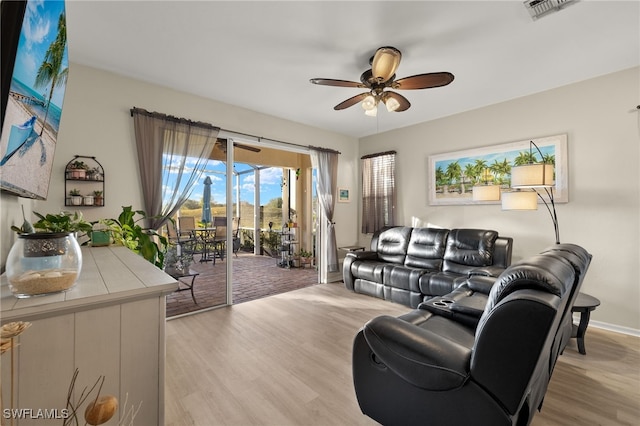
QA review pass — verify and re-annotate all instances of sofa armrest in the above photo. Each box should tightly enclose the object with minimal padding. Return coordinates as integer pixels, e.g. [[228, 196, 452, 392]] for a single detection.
[[363, 315, 471, 391], [468, 265, 505, 278], [345, 250, 379, 261], [343, 251, 380, 290], [465, 275, 496, 294]]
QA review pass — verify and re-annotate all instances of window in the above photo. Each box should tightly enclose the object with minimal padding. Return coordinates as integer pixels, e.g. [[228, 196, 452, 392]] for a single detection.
[[361, 151, 396, 233]]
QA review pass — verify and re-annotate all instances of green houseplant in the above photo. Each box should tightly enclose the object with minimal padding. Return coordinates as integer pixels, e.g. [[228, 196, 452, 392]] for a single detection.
[[100, 206, 168, 268], [31, 211, 93, 234], [67, 160, 89, 179], [92, 190, 104, 206], [69, 188, 83, 206]]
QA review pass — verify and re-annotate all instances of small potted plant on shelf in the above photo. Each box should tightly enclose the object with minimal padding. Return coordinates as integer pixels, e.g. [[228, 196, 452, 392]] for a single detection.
[[69, 188, 83, 206], [67, 160, 89, 179], [93, 190, 103, 206], [83, 192, 94, 206], [87, 166, 103, 181]]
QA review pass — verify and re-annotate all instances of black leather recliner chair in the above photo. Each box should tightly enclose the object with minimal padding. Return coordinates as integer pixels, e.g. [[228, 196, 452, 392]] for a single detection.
[[352, 246, 591, 426]]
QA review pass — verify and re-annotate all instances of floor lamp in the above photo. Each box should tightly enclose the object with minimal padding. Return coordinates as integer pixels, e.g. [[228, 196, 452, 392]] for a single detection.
[[502, 141, 560, 244]]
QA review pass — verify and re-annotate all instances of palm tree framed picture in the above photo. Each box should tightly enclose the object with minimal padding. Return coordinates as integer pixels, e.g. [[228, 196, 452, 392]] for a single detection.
[[0, 0, 69, 200], [428, 134, 568, 206]]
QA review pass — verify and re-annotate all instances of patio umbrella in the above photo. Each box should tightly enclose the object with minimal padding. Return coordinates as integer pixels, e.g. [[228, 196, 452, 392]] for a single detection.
[[201, 176, 212, 225]]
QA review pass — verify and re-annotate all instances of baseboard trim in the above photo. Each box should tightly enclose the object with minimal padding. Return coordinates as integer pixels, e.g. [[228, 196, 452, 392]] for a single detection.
[[590, 320, 640, 337]]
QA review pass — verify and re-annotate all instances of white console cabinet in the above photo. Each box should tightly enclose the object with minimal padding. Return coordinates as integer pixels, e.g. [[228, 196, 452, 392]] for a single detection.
[[1, 246, 178, 425]]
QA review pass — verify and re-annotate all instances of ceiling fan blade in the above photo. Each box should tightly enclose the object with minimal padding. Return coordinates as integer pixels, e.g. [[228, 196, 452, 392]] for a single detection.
[[371, 46, 402, 83], [394, 72, 455, 90], [383, 91, 411, 112], [234, 142, 261, 153], [334, 93, 370, 110], [310, 78, 364, 88]]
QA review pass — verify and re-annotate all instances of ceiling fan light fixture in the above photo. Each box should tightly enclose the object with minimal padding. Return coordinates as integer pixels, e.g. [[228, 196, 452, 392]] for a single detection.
[[372, 46, 401, 82], [384, 96, 400, 112], [364, 107, 378, 117], [361, 94, 377, 111]]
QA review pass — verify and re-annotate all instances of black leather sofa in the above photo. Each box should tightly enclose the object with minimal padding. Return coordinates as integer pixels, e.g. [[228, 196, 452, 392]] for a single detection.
[[352, 244, 592, 426], [343, 227, 513, 308]]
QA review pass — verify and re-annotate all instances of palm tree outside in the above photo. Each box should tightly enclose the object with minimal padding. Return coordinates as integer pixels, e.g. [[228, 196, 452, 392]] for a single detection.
[[34, 12, 68, 137]]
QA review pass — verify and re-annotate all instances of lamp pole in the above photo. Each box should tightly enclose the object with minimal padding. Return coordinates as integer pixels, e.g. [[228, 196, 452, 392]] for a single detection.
[[529, 141, 560, 244]]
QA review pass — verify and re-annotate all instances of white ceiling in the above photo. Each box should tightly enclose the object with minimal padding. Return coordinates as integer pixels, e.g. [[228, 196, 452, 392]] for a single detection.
[[65, 1, 639, 139]]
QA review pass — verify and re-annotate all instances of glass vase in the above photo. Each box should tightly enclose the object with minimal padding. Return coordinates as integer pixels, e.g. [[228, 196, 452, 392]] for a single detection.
[[6, 232, 82, 298]]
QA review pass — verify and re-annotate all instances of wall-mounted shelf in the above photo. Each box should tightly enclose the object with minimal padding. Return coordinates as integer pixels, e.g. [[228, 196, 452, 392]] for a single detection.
[[64, 155, 105, 207]]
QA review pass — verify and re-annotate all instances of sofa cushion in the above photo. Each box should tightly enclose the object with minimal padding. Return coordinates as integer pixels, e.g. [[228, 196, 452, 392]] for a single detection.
[[443, 229, 499, 274], [382, 265, 426, 292], [404, 227, 449, 270], [420, 272, 469, 296], [375, 227, 412, 264]]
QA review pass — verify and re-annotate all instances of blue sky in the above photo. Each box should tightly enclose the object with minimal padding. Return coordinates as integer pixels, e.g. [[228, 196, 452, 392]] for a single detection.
[[12, 0, 68, 109], [164, 157, 285, 206]]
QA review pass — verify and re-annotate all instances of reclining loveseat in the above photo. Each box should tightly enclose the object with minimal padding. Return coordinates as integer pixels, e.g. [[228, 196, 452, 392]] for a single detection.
[[352, 244, 592, 426], [343, 227, 513, 308]]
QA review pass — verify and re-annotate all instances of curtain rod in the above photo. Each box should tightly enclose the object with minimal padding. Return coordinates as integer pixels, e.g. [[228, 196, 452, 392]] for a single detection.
[[131, 107, 341, 155], [361, 150, 396, 160], [130, 107, 220, 131]]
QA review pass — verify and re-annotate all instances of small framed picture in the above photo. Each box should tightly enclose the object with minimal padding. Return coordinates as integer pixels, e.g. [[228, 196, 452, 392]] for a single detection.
[[338, 188, 350, 203]]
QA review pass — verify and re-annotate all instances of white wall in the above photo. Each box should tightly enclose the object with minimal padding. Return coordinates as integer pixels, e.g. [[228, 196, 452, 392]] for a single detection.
[[1, 64, 360, 270], [358, 67, 640, 332]]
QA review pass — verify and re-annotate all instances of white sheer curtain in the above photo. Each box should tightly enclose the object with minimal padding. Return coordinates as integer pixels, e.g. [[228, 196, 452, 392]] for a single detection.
[[310, 147, 339, 273], [131, 108, 219, 230]]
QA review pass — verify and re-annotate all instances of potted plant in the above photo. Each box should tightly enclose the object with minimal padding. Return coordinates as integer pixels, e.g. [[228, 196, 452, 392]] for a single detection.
[[90, 222, 111, 247], [84, 192, 94, 206], [67, 160, 89, 179], [69, 188, 83, 206], [93, 190, 104, 206], [99, 206, 168, 268], [31, 211, 93, 235], [88, 166, 103, 181], [7, 211, 92, 297], [298, 249, 314, 267]]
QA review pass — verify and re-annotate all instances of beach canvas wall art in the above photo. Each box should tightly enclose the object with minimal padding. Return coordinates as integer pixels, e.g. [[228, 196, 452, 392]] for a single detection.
[[427, 134, 568, 206], [0, 0, 69, 200]]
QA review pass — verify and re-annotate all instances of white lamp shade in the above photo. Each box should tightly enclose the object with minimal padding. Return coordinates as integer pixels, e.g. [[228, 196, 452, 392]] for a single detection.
[[511, 163, 554, 187], [364, 107, 377, 117], [501, 190, 538, 210], [361, 95, 377, 110], [472, 184, 501, 201], [384, 96, 401, 112]]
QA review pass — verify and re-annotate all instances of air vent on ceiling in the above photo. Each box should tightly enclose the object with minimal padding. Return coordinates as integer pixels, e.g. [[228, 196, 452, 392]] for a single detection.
[[524, 0, 577, 20]]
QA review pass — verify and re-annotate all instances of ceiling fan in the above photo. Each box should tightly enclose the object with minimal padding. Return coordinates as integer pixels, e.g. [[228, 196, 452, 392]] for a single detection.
[[216, 138, 261, 153], [310, 46, 454, 116]]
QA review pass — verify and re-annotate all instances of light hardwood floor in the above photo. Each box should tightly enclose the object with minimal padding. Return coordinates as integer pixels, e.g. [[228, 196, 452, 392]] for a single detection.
[[165, 283, 640, 425]]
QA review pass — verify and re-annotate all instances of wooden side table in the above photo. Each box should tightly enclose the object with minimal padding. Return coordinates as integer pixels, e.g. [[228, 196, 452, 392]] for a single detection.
[[571, 292, 600, 355], [340, 245, 365, 252]]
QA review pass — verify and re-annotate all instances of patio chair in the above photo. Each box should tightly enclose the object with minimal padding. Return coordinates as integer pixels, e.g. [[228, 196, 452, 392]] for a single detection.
[[178, 216, 197, 237], [212, 216, 227, 263], [232, 217, 241, 257], [166, 219, 197, 256]]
